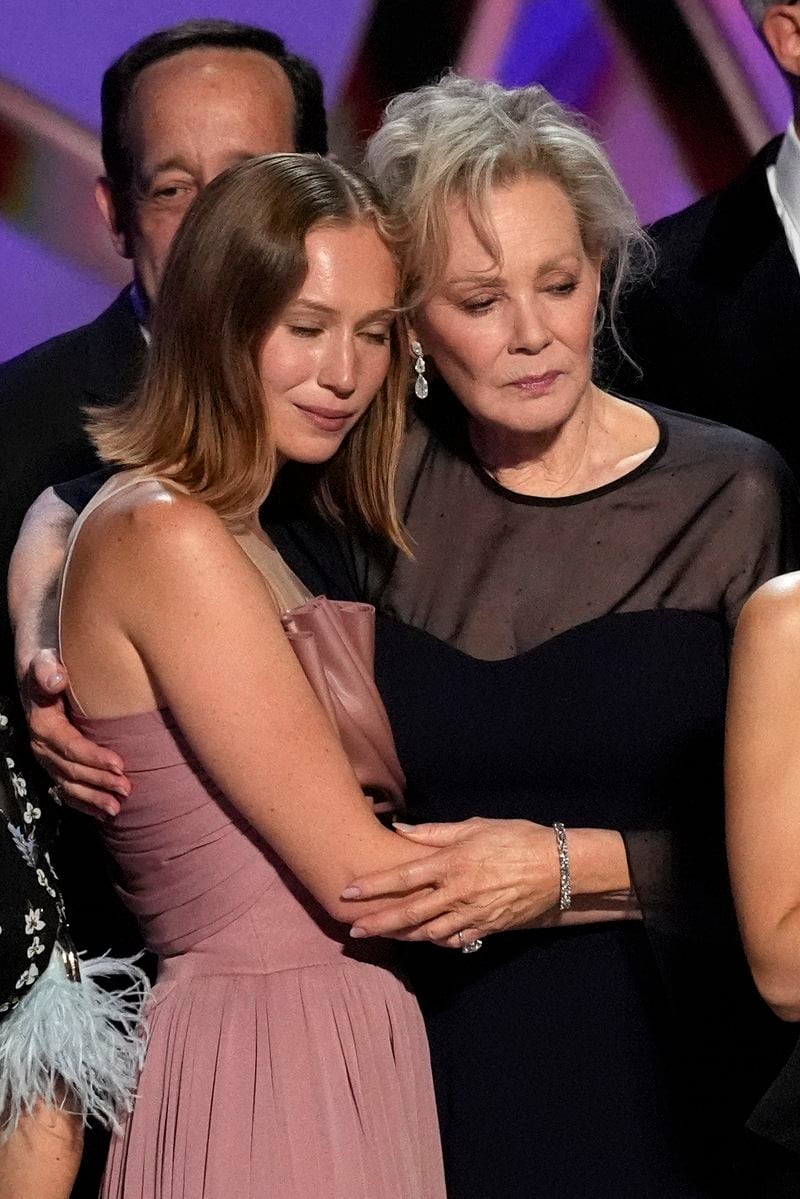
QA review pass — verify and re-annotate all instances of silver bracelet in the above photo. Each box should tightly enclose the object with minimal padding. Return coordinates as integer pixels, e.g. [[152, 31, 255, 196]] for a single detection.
[[552, 822, 572, 912]]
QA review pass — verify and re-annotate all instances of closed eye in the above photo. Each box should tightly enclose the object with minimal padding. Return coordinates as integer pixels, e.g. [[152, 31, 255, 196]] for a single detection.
[[289, 326, 323, 338], [147, 182, 196, 206], [461, 296, 498, 315]]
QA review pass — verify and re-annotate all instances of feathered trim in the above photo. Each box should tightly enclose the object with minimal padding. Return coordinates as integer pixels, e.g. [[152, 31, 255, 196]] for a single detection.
[[0, 944, 150, 1140]]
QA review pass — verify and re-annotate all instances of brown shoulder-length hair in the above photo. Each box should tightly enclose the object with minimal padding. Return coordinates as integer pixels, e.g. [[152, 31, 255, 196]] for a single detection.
[[87, 153, 409, 546]]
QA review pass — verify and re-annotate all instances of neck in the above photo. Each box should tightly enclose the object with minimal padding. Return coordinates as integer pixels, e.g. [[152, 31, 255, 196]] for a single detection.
[[129, 277, 152, 328], [229, 509, 266, 538], [470, 385, 602, 497]]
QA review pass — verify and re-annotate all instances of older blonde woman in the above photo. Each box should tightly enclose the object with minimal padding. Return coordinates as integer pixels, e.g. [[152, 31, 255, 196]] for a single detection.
[[335, 77, 799, 1196], [12, 79, 800, 1196]]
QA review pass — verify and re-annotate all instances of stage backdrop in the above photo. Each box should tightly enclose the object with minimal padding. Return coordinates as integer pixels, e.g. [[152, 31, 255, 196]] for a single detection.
[[0, 0, 790, 361]]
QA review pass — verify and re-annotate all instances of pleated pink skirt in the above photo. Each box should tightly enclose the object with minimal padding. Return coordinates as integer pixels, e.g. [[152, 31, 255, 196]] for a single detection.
[[101, 959, 446, 1199]]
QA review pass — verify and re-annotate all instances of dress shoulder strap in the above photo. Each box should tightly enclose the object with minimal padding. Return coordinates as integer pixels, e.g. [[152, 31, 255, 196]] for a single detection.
[[56, 471, 187, 714], [233, 530, 313, 614]]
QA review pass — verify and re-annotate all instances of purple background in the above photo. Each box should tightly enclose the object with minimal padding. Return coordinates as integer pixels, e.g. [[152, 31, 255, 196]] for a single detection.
[[0, 0, 372, 361], [0, 0, 791, 361]]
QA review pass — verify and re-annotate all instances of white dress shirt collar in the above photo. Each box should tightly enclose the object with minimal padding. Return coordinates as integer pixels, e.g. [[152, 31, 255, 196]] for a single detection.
[[128, 280, 151, 345], [767, 120, 800, 271]]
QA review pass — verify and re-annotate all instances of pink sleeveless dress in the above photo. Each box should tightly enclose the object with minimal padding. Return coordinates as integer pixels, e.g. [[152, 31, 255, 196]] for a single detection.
[[60, 476, 445, 1199]]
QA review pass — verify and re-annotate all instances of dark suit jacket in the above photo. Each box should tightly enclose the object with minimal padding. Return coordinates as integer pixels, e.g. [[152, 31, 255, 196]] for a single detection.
[[615, 137, 800, 478], [0, 288, 145, 659]]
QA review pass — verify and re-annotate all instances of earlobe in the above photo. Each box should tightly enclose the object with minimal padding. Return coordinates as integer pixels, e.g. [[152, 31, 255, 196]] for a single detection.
[[95, 178, 132, 260], [404, 315, 420, 359], [762, 8, 800, 79]]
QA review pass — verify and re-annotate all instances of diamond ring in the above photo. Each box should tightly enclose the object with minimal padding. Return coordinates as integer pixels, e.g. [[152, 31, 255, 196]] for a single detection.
[[457, 930, 484, 954]]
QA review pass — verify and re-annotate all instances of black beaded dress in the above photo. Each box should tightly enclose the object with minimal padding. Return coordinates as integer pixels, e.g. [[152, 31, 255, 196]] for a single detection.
[[271, 394, 800, 1198]]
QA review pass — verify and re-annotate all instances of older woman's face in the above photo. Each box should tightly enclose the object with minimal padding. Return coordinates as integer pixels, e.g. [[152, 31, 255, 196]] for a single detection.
[[414, 174, 601, 438]]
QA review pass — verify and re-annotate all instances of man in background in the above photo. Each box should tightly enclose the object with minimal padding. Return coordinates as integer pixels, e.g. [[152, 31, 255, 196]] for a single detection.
[[1, 12, 328, 938], [0, 20, 326, 594], [0, 25, 326, 1192], [618, 1, 800, 477]]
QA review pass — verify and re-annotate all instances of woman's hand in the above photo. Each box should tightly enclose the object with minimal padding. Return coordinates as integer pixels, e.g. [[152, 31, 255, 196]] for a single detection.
[[21, 649, 129, 818], [343, 817, 562, 950], [343, 819, 636, 949]]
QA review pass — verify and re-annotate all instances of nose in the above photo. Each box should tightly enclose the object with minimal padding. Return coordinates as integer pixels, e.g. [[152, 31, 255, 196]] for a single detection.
[[318, 333, 357, 399], [508, 296, 552, 356]]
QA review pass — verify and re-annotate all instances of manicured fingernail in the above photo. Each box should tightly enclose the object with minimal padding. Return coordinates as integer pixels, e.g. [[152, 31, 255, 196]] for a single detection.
[[349, 927, 368, 938], [110, 765, 125, 777], [341, 886, 361, 899], [47, 672, 64, 688], [103, 807, 118, 818], [392, 822, 414, 832]]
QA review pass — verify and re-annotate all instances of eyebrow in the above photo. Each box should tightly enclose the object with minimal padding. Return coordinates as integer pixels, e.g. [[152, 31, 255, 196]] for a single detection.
[[448, 254, 582, 286], [145, 150, 256, 181], [144, 157, 195, 180], [290, 300, 397, 324]]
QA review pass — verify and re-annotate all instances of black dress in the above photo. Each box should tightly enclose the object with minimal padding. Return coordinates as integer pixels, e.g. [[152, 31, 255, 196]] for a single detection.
[[294, 397, 799, 1198]]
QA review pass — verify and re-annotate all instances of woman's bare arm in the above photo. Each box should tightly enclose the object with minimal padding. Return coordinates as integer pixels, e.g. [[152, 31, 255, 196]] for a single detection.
[[8, 489, 127, 812], [726, 572, 800, 1021], [9, 489, 76, 678], [61, 489, 438, 926], [342, 817, 637, 946]]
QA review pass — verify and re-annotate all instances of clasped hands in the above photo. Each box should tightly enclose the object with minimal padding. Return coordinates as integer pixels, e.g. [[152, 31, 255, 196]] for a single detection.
[[21, 651, 569, 951], [343, 815, 563, 951]]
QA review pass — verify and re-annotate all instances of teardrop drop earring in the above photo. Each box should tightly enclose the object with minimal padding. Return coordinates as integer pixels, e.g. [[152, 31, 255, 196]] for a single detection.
[[411, 340, 428, 400]]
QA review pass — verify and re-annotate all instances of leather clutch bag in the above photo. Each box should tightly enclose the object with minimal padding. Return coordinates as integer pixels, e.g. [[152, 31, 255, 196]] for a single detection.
[[281, 597, 405, 818]]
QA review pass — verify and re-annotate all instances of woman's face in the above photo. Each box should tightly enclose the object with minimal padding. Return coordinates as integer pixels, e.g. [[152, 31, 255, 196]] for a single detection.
[[414, 174, 601, 439], [259, 221, 397, 464]]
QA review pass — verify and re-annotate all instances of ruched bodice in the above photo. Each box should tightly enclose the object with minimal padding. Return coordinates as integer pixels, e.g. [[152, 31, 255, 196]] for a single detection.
[[75, 707, 361, 975]]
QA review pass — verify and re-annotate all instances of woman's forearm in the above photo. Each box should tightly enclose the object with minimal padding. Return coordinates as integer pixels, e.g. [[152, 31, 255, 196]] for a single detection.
[[526, 896, 641, 929], [345, 817, 640, 945], [568, 827, 635, 899], [8, 489, 77, 678], [525, 826, 640, 928], [726, 576, 800, 1021], [745, 907, 800, 1021]]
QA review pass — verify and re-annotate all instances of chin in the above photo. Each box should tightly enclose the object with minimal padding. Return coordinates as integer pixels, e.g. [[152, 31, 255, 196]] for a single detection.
[[281, 432, 348, 466], [491, 397, 578, 436]]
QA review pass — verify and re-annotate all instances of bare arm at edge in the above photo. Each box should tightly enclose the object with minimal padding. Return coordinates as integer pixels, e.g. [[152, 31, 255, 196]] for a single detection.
[[8, 488, 127, 814], [727, 572, 800, 1021]]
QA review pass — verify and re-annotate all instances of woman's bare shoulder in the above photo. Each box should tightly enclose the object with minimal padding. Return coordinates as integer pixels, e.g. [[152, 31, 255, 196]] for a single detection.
[[738, 573, 800, 643], [82, 480, 228, 557], [68, 481, 245, 611]]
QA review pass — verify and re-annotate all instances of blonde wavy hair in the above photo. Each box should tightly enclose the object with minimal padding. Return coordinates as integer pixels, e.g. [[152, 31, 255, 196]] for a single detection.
[[366, 73, 652, 354], [88, 153, 408, 545]]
